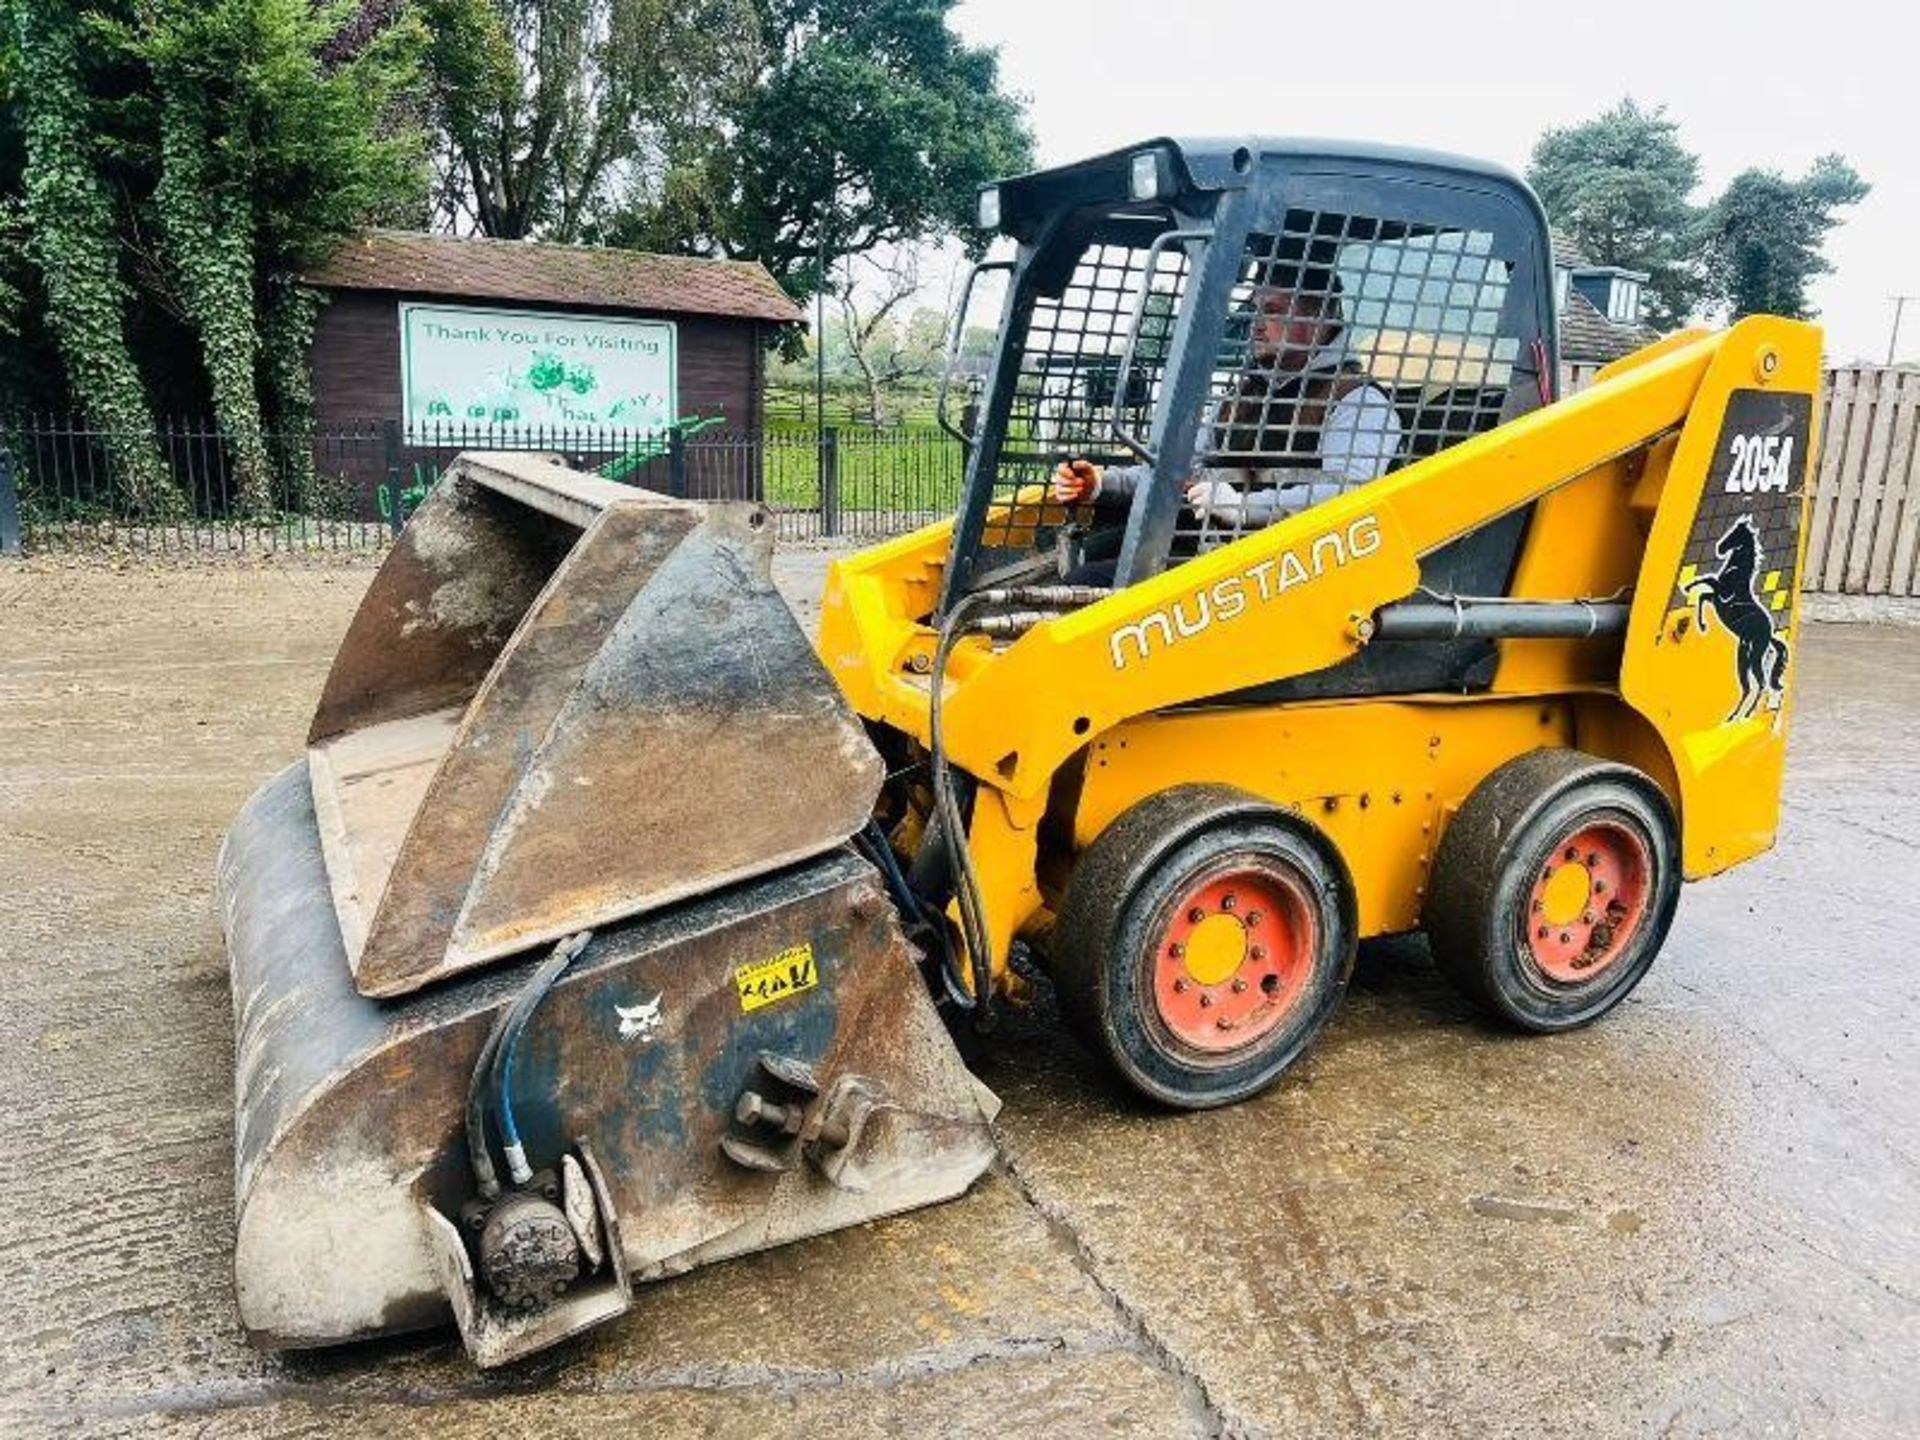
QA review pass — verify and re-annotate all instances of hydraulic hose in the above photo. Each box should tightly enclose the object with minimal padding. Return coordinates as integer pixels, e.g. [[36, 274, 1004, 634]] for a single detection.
[[470, 930, 593, 1192], [930, 593, 996, 1028], [465, 1015, 510, 1198], [857, 819, 972, 1009], [926, 584, 1109, 1031]]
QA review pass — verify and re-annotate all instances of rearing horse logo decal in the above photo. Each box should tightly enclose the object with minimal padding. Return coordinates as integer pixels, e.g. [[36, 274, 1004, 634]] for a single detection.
[[1683, 514, 1790, 721]]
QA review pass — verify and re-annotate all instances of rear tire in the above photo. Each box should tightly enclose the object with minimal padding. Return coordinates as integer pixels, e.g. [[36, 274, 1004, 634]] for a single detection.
[[1052, 786, 1355, 1109], [1425, 749, 1681, 1032]]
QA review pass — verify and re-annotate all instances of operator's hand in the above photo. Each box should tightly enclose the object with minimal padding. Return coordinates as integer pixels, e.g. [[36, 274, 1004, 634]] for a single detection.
[[1183, 477, 1244, 521], [1050, 458, 1102, 503]]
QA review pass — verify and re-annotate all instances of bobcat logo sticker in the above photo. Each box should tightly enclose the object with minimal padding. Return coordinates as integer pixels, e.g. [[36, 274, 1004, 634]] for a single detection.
[[616, 993, 664, 1042], [1684, 515, 1790, 721]]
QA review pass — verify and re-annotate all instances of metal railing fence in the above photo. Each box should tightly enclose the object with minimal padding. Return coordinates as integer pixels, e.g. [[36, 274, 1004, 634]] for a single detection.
[[0, 416, 966, 554], [6, 370, 1918, 597]]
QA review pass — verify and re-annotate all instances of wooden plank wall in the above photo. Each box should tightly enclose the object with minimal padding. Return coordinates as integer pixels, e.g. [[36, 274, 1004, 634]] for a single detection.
[[1561, 361, 1920, 597]]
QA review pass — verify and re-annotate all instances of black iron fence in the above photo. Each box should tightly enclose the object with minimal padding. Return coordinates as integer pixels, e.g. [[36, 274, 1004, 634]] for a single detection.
[[0, 416, 968, 556]]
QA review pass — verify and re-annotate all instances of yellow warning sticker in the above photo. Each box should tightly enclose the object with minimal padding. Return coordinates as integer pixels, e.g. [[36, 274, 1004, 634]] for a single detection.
[[735, 943, 818, 1013]]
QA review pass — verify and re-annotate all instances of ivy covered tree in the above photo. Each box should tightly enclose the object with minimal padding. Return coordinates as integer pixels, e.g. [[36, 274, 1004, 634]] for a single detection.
[[1, 1, 425, 516], [5, 4, 178, 511], [131, 0, 428, 512], [1527, 99, 1703, 330], [1695, 156, 1869, 321]]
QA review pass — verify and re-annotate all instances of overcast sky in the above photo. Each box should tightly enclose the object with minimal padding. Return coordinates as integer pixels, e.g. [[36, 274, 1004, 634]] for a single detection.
[[949, 0, 1915, 363]]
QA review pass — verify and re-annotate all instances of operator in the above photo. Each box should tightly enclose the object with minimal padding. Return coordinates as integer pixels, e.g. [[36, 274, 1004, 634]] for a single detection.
[[1050, 261, 1401, 575]]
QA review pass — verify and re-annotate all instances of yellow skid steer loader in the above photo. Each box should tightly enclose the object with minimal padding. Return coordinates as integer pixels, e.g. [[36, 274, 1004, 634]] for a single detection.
[[219, 137, 1818, 1366]]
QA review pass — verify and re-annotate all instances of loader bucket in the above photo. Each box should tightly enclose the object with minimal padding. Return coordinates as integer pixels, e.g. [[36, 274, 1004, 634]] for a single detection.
[[301, 451, 885, 998], [217, 452, 998, 1364], [221, 763, 998, 1363]]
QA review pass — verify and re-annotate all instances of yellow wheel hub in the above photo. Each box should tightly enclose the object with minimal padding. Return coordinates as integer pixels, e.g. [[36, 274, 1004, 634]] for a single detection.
[[1183, 913, 1247, 985], [1541, 861, 1591, 927]]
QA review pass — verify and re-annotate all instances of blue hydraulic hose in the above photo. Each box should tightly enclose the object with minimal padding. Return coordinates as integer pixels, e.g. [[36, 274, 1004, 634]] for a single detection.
[[490, 931, 592, 1187]]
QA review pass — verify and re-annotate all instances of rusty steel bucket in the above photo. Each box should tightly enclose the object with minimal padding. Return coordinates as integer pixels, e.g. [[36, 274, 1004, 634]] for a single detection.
[[217, 454, 997, 1366]]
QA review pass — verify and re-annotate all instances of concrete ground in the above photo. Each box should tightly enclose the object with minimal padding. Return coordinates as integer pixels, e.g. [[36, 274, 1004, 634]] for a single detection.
[[0, 550, 1915, 1438]]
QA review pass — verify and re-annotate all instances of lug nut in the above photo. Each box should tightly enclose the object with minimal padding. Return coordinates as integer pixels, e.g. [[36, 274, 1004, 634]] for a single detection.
[[1244, 910, 1262, 926], [1250, 945, 1267, 961], [1231, 977, 1248, 993], [1169, 942, 1185, 959], [1189, 907, 1206, 924], [1586, 852, 1601, 868], [1173, 977, 1189, 993], [1565, 847, 1579, 861], [1594, 880, 1607, 895], [1216, 1017, 1233, 1030], [1199, 993, 1215, 1008], [1537, 925, 1550, 939], [1221, 894, 1237, 911], [1559, 931, 1573, 945]]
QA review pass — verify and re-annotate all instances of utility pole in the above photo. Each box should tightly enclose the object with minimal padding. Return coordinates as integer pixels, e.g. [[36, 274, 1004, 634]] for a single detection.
[[1888, 295, 1919, 367]]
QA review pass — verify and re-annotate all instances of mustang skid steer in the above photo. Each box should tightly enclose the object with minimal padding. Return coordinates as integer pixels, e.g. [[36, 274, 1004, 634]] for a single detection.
[[220, 138, 1818, 1365]]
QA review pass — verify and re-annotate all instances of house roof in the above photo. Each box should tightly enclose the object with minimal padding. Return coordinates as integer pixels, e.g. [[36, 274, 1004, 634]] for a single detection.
[[1551, 229, 1587, 269], [1550, 228, 1661, 363], [1561, 288, 1658, 364], [305, 230, 804, 324]]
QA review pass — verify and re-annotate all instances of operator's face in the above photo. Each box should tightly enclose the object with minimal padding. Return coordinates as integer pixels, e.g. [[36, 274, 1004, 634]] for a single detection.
[[1249, 286, 1327, 368]]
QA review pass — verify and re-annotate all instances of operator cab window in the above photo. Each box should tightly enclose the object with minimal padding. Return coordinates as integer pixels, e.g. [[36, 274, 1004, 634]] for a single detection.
[[1176, 210, 1520, 551]]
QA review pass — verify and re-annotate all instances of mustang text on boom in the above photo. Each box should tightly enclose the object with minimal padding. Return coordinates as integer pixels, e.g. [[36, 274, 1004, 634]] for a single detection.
[[1108, 514, 1384, 670]]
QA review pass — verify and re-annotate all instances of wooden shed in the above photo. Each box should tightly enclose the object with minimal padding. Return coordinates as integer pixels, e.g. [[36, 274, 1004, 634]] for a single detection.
[[302, 230, 803, 511]]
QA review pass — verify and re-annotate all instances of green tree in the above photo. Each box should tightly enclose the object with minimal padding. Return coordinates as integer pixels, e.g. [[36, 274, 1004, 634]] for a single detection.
[[587, 0, 1031, 300], [1695, 156, 1868, 320], [421, 0, 761, 241], [5, 4, 177, 511], [1528, 98, 1702, 328]]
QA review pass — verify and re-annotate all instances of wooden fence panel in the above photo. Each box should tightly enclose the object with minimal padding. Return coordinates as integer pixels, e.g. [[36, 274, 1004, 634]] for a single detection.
[[1808, 367, 1852, 585], [1558, 359, 1920, 596], [1864, 370, 1919, 593], [1820, 368, 1881, 591]]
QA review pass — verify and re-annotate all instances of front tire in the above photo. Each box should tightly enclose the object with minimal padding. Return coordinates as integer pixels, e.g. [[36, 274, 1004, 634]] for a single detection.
[[1425, 750, 1681, 1032], [1052, 786, 1355, 1109]]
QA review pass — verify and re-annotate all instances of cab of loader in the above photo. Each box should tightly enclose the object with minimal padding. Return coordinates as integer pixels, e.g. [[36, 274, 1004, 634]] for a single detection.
[[938, 137, 1559, 697]]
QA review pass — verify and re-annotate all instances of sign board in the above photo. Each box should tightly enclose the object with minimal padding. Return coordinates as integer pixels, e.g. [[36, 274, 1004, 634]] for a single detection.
[[399, 302, 677, 437]]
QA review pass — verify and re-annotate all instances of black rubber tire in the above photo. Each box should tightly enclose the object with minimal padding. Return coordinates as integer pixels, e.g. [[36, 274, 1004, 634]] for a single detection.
[[1051, 785, 1356, 1109], [1424, 749, 1681, 1032]]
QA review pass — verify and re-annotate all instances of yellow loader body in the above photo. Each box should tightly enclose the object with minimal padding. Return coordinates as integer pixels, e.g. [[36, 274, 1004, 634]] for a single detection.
[[820, 317, 1821, 997]]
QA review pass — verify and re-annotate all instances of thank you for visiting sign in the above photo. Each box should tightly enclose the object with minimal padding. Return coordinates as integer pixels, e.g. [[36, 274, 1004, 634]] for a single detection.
[[399, 302, 677, 437]]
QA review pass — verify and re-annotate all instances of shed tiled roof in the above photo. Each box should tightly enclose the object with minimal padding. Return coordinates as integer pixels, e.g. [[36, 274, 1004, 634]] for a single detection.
[[305, 230, 803, 324]]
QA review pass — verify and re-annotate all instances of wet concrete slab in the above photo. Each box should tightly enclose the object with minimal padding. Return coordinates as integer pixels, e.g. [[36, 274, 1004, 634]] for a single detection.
[[0, 559, 1915, 1436]]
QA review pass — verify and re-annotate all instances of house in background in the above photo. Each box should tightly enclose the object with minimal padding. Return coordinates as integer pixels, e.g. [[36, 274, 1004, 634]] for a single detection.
[[1553, 231, 1659, 370]]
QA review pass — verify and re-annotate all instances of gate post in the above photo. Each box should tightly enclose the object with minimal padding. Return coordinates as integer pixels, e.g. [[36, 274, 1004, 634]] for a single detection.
[[668, 427, 688, 499], [820, 426, 841, 538], [381, 419, 408, 535], [0, 446, 21, 557]]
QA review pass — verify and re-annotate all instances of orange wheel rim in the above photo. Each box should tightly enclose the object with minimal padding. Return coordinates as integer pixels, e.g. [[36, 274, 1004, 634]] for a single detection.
[[1521, 820, 1652, 984], [1151, 865, 1316, 1053]]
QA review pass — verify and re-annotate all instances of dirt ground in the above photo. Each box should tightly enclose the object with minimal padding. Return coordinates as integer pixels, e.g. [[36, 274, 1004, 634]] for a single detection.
[[1, 553, 1916, 1438]]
